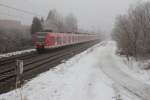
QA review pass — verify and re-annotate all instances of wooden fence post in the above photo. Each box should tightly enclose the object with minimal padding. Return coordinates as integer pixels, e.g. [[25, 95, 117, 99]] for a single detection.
[[15, 60, 24, 88]]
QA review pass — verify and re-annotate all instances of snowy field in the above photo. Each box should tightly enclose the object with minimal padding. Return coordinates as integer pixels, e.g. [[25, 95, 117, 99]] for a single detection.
[[0, 41, 150, 100], [0, 49, 35, 59]]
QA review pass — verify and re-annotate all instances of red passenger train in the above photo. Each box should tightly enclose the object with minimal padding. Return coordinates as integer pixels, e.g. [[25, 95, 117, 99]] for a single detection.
[[32, 31, 98, 52]]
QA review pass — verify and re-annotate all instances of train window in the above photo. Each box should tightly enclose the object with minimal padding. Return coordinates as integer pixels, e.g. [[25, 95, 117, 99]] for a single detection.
[[69, 36, 71, 42], [59, 37, 61, 42], [36, 32, 47, 36], [58, 37, 61, 42], [57, 37, 61, 43], [65, 36, 67, 44], [36, 32, 47, 43], [73, 36, 74, 42], [54, 36, 57, 43], [70, 36, 71, 43], [61, 37, 64, 43], [63, 36, 65, 43], [51, 37, 55, 44]]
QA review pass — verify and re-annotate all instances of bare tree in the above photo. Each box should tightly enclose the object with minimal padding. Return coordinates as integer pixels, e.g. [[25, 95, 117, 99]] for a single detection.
[[113, 1, 150, 59], [65, 14, 78, 33], [30, 17, 43, 34], [44, 9, 65, 32], [44, 9, 78, 33]]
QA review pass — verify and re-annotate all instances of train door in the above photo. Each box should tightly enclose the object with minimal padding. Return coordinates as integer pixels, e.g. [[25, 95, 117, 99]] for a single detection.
[[57, 33, 62, 46]]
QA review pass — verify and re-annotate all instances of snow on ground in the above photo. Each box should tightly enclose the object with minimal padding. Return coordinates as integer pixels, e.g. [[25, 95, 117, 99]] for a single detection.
[[1, 40, 149, 100], [95, 41, 150, 100], [116, 57, 150, 85], [0, 49, 35, 59], [112, 51, 150, 86], [0, 41, 116, 100]]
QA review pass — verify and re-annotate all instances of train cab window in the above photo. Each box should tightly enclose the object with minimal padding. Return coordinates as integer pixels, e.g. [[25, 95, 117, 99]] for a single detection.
[[36, 32, 48, 43]]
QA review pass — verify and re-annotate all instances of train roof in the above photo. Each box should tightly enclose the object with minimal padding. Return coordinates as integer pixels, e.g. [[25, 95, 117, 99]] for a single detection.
[[36, 31, 97, 36]]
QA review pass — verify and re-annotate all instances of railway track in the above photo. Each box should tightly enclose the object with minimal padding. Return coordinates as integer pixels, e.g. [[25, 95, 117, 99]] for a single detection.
[[0, 41, 99, 94], [0, 51, 37, 66]]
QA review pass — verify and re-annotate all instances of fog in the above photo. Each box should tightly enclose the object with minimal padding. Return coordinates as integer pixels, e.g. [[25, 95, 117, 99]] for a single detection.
[[0, 0, 149, 33]]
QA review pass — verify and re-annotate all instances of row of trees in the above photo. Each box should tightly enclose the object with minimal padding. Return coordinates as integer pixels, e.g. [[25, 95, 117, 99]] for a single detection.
[[0, 26, 31, 53], [112, 2, 150, 59], [31, 9, 78, 34]]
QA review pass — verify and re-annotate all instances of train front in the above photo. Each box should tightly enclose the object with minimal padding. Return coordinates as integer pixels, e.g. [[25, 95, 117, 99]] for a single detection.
[[32, 32, 51, 52]]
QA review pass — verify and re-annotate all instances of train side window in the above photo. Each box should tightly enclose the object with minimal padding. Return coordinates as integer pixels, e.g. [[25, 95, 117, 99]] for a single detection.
[[61, 36, 64, 43], [57, 37, 61, 43], [65, 36, 67, 44], [51, 36, 55, 44], [69, 36, 71, 43], [58, 37, 60, 43], [63, 36, 65, 43], [54, 36, 57, 43], [60, 37, 62, 43]]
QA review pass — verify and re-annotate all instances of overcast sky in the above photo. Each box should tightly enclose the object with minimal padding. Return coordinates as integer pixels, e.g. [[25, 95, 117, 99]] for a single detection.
[[0, 0, 149, 33]]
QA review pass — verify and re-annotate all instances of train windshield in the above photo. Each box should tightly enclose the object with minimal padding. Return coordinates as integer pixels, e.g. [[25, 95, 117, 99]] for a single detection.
[[36, 32, 47, 43]]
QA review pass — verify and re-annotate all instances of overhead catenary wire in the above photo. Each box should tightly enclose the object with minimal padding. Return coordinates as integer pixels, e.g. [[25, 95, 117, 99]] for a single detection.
[[0, 3, 42, 17], [0, 12, 26, 18], [0, 12, 18, 17], [0, 12, 34, 22]]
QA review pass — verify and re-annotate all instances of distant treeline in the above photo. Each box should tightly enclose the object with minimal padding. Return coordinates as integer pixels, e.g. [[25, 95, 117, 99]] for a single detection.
[[112, 2, 150, 59], [0, 20, 31, 53], [31, 9, 78, 34]]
